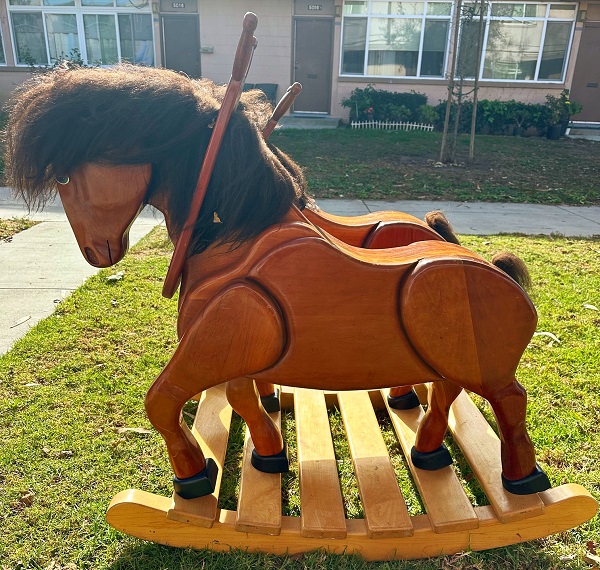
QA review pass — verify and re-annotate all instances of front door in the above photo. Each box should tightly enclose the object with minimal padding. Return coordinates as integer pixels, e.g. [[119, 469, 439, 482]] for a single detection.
[[293, 18, 333, 113], [570, 22, 600, 122], [161, 14, 201, 78]]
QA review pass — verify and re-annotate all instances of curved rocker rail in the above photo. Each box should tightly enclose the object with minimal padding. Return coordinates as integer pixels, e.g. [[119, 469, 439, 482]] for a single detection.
[[106, 386, 597, 561]]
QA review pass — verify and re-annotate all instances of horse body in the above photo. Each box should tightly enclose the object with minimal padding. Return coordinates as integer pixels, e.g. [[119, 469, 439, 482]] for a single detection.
[[151, 209, 539, 489]]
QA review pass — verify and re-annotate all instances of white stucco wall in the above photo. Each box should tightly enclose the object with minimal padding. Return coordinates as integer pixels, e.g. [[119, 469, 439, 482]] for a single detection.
[[198, 0, 293, 103]]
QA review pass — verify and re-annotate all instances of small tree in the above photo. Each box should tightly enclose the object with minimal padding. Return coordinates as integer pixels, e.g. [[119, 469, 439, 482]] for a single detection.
[[439, 0, 487, 163]]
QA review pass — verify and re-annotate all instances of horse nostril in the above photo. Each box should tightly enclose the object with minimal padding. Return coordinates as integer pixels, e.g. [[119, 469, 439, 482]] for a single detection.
[[85, 247, 99, 266]]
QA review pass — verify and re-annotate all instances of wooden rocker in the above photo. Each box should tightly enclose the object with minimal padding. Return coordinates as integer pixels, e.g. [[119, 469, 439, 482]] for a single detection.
[[5, 12, 596, 561]]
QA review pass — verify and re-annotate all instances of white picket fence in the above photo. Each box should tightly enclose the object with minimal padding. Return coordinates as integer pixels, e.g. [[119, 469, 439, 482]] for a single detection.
[[351, 120, 434, 132]]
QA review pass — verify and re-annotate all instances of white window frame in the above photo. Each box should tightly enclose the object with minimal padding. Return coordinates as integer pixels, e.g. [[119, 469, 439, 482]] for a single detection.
[[458, 1, 577, 83], [7, 0, 155, 67], [340, 0, 455, 79], [0, 24, 6, 65]]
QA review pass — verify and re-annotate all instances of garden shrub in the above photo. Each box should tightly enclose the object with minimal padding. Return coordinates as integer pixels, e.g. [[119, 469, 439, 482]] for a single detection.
[[341, 85, 427, 122], [341, 86, 582, 136]]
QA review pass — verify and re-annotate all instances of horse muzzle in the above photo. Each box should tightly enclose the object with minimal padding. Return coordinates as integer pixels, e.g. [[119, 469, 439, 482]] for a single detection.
[[83, 234, 130, 267]]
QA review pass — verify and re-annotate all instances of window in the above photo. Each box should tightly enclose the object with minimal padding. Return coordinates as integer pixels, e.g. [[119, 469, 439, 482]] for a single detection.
[[341, 0, 452, 78], [457, 2, 576, 82], [342, 0, 577, 82], [8, 0, 154, 66], [0, 26, 5, 64]]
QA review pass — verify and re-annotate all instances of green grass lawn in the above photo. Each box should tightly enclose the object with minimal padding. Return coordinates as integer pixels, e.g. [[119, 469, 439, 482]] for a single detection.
[[0, 218, 38, 242], [1, 228, 599, 570], [270, 129, 600, 205]]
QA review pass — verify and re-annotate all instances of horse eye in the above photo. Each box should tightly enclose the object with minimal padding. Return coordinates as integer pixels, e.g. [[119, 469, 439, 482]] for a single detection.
[[55, 175, 70, 185]]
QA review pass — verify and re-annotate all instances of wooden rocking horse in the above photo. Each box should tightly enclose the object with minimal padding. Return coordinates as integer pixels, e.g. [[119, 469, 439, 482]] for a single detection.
[[5, 13, 596, 560]]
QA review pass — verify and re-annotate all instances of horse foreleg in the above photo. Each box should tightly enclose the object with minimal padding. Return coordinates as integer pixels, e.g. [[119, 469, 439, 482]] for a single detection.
[[227, 377, 289, 472], [412, 380, 462, 470], [484, 379, 551, 494], [145, 282, 285, 498]]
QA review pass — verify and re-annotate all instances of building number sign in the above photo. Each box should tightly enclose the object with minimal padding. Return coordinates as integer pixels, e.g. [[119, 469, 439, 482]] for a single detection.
[[308, 4, 323, 9], [172, 2, 185, 7]]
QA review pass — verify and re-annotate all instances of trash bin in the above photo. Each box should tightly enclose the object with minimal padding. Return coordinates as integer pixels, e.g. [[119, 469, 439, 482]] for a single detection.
[[255, 83, 278, 104]]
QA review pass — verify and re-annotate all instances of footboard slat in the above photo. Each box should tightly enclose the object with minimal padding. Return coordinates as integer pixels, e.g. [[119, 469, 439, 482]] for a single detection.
[[448, 390, 545, 523], [338, 390, 413, 538], [167, 384, 233, 527], [383, 389, 479, 533], [295, 388, 347, 539], [235, 408, 283, 535]]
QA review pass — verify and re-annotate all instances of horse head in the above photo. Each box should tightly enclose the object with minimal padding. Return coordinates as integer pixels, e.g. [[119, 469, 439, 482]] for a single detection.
[[57, 163, 151, 267]]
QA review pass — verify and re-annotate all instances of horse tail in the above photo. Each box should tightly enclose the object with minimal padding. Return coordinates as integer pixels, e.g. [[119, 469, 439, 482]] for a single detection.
[[491, 252, 532, 291], [424, 210, 460, 245]]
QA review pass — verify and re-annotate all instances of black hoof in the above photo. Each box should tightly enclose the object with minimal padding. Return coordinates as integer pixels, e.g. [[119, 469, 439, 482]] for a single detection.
[[411, 444, 453, 470], [260, 387, 281, 413], [502, 464, 551, 495], [387, 390, 421, 410], [251, 442, 290, 473], [173, 458, 218, 499]]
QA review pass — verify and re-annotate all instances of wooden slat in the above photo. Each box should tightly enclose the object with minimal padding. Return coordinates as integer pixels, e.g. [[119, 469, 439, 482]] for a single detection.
[[235, 407, 282, 535], [167, 384, 233, 527], [383, 389, 479, 533], [448, 390, 545, 523], [295, 388, 347, 538], [338, 391, 413, 538]]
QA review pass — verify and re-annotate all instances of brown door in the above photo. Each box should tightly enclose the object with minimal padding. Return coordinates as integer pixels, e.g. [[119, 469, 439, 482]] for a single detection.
[[293, 18, 333, 113], [570, 23, 600, 122], [161, 14, 201, 78]]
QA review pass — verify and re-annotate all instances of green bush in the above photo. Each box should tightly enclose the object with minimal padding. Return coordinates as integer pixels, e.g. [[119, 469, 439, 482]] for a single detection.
[[341, 85, 428, 122], [341, 86, 583, 136]]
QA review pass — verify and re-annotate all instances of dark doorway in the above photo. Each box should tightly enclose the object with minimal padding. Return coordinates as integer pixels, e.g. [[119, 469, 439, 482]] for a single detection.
[[161, 14, 201, 78], [293, 18, 333, 113], [570, 23, 600, 122]]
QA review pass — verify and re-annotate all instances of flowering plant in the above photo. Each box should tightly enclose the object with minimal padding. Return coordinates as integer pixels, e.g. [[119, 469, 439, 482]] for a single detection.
[[545, 89, 583, 125]]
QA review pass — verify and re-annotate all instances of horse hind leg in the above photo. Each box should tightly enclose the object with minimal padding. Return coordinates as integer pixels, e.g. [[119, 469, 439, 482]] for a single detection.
[[388, 385, 421, 410], [255, 380, 281, 412], [484, 379, 551, 494], [401, 257, 549, 493], [412, 381, 462, 469], [227, 377, 289, 473]]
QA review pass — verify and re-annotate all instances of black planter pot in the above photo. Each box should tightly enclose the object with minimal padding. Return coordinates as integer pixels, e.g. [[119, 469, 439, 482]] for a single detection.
[[546, 124, 562, 140]]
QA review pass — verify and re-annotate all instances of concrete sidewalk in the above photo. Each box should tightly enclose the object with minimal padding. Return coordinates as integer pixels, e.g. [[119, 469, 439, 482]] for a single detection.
[[1, 186, 599, 355], [0, 187, 163, 354]]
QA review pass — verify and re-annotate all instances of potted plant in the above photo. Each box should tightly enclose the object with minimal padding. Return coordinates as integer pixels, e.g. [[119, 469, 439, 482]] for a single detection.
[[544, 90, 583, 139]]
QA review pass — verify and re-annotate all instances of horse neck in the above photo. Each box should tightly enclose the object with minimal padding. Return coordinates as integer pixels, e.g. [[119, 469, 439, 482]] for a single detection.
[[178, 207, 306, 305]]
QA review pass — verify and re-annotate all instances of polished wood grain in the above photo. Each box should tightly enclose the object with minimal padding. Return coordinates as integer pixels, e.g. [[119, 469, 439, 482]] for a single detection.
[[166, 384, 232, 527], [262, 82, 302, 139], [235, 407, 282, 535], [106, 386, 598, 560], [337, 391, 413, 538], [447, 390, 545, 522], [57, 163, 150, 267], [383, 389, 479, 533], [295, 388, 347, 539], [302, 208, 442, 248], [107, 484, 597, 560]]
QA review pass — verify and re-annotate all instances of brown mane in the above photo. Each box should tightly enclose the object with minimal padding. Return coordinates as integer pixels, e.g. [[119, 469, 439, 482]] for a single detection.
[[3, 64, 309, 254]]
